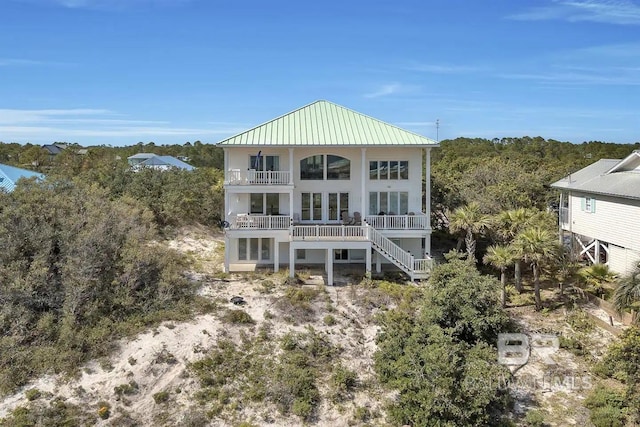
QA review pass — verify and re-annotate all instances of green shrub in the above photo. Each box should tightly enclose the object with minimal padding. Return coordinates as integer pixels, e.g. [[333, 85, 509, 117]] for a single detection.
[[223, 309, 255, 325], [329, 364, 357, 402], [153, 391, 170, 404], [323, 314, 337, 326], [584, 385, 627, 427], [114, 380, 139, 397], [24, 388, 42, 401], [566, 309, 595, 332], [524, 409, 546, 426]]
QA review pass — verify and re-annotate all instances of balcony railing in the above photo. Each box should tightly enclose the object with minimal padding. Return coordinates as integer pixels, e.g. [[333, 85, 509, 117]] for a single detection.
[[226, 169, 291, 185], [364, 213, 429, 230], [229, 214, 291, 230], [291, 225, 367, 241]]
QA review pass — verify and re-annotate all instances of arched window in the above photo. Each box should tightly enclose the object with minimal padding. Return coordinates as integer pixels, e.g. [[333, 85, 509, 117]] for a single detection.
[[300, 155, 350, 180]]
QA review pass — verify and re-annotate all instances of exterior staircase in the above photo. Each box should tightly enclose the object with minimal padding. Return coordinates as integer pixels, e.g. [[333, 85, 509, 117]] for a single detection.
[[365, 224, 431, 280]]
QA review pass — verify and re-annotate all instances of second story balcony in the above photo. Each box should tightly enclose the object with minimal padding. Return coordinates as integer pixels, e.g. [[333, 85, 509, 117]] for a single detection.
[[364, 213, 429, 230], [225, 169, 291, 186]]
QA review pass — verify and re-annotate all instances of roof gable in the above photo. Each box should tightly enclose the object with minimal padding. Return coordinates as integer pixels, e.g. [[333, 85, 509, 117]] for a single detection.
[[217, 100, 438, 147], [605, 150, 640, 174]]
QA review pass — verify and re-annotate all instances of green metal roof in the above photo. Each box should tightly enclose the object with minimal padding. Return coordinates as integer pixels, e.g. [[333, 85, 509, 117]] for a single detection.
[[217, 100, 438, 147]]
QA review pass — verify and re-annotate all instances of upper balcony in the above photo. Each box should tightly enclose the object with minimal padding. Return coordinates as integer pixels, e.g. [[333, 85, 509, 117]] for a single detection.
[[225, 169, 291, 186], [364, 213, 429, 230]]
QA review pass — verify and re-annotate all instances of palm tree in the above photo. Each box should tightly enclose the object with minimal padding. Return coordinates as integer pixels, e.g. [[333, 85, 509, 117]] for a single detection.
[[613, 265, 640, 319], [448, 202, 490, 263], [578, 263, 617, 298], [493, 208, 538, 292], [483, 244, 517, 307], [514, 226, 558, 310]]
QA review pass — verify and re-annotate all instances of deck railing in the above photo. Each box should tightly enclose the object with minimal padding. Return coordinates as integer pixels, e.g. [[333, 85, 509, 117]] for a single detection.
[[364, 213, 428, 230], [413, 258, 433, 273], [226, 169, 291, 185], [291, 225, 367, 241], [229, 214, 291, 229], [368, 226, 413, 272]]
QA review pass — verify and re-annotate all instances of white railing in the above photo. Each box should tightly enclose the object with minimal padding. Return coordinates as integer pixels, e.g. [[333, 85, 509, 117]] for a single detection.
[[413, 258, 433, 273], [364, 214, 428, 230], [368, 226, 413, 273], [229, 214, 291, 229], [291, 225, 367, 241], [226, 169, 291, 185]]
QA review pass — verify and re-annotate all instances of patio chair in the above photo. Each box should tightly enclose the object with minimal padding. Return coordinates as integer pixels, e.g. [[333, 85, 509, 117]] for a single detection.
[[341, 211, 355, 225], [353, 211, 362, 225]]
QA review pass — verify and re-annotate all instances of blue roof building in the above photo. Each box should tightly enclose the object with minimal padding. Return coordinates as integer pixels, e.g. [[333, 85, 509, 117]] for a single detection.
[[0, 163, 45, 192]]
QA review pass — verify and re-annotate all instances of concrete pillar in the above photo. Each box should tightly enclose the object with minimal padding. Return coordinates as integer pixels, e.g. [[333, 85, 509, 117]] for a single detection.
[[376, 251, 381, 273], [224, 235, 230, 273], [289, 244, 295, 278], [424, 236, 430, 257], [361, 148, 366, 216], [595, 239, 600, 264], [273, 240, 279, 272], [326, 248, 334, 286], [366, 246, 372, 274], [288, 148, 294, 185]]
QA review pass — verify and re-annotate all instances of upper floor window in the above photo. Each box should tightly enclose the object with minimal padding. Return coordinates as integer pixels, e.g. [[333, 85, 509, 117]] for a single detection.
[[249, 155, 279, 171], [300, 155, 350, 180], [370, 160, 408, 180], [582, 197, 596, 213]]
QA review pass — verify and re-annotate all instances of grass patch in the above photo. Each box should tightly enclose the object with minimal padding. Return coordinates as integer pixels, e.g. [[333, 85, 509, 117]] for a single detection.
[[222, 309, 255, 325]]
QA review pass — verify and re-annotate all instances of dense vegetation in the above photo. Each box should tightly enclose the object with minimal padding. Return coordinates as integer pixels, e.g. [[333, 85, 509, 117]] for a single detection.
[[0, 180, 197, 395], [374, 256, 514, 426]]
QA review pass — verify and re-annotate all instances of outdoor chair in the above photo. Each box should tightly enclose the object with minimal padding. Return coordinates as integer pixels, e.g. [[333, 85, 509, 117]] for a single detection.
[[342, 211, 355, 225], [353, 211, 362, 225]]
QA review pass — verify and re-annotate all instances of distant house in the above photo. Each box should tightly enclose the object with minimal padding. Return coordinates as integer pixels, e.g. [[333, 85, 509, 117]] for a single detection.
[[551, 150, 640, 275], [0, 163, 45, 193], [42, 143, 68, 157], [127, 153, 195, 171]]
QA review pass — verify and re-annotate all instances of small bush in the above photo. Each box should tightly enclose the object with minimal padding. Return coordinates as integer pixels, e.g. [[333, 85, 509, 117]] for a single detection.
[[97, 401, 111, 420], [329, 364, 357, 402], [566, 309, 595, 332], [114, 381, 139, 397], [323, 314, 337, 326], [524, 409, 546, 426], [25, 388, 42, 401], [153, 346, 178, 365], [584, 385, 627, 427], [223, 309, 255, 325], [153, 391, 170, 404]]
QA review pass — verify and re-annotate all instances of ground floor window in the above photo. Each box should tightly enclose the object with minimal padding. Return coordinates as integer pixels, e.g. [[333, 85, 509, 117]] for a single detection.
[[238, 238, 271, 261], [296, 249, 306, 260], [334, 249, 365, 262]]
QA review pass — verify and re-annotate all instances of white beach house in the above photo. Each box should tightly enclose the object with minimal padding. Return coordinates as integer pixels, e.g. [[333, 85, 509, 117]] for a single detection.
[[218, 100, 438, 284]]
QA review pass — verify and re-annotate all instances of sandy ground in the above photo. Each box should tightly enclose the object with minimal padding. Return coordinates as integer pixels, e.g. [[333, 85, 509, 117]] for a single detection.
[[0, 226, 626, 426]]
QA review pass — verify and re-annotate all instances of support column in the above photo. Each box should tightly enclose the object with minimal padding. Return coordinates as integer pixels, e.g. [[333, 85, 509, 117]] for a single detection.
[[366, 247, 372, 274], [224, 235, 230, 273], [326, 248, 334, 286], [361, 148, 366, 216], [273, 240, 279, 272], [424, 236, 430, 257], [223, 148, 229, 182], [595, 239, 600, 264], [376, 251, 381, 273], [425, 148, 431, 222], [289, 244, 295, 278], [288, 148, 294, 185]]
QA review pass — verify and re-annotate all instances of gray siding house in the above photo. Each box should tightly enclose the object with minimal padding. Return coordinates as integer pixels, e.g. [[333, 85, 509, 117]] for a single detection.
[[551, 150, 640, 275]]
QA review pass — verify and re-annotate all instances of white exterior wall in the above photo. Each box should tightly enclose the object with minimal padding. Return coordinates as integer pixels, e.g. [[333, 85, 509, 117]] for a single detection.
[[225, 146, 426, 218], [608, 244, 640, 276], [568, 192, 640, 251]]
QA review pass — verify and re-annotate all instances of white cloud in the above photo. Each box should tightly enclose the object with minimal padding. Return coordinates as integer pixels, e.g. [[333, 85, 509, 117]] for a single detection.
[[363, 83, 421, 99], [508, 0, 640, 25], [0, 108, 242, 144]]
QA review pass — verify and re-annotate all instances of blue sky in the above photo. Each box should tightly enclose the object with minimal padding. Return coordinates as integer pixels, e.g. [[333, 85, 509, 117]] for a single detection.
[[1, 0, 640, 146]]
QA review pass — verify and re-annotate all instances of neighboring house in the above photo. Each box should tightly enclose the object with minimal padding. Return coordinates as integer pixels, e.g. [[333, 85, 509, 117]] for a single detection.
[[42, 143, 68, 157], [0, 163, 45, 193], [218, 100, 438, 285], [551, 150, 640, 275], [127, 153, 195, 171]]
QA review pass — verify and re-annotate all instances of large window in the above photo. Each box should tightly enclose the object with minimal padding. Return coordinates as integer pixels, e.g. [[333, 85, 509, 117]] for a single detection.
[[300, 155, 350, 180], [250, 193, 279, 214], [249, 155, 279, 171], [370, 160, 408, 180], [301, 192, 323, 221], [328, 192, 349, 221], [369, 191, 409, 215], [238, 238, 271, 261]]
